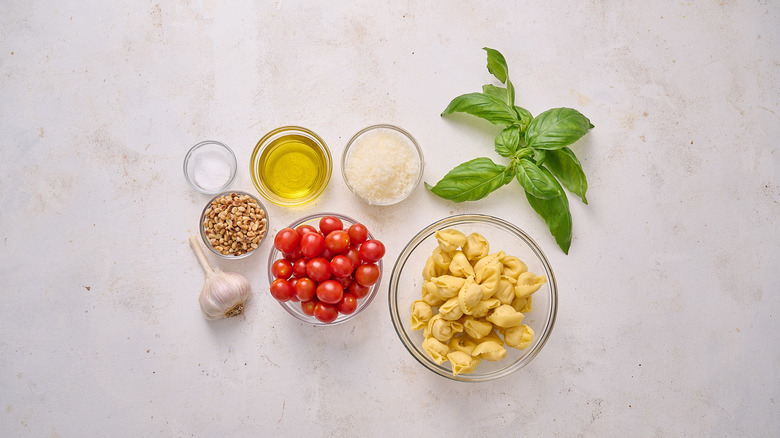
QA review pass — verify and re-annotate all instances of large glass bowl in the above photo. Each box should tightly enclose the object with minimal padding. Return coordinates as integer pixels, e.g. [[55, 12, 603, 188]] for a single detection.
[[388, 214, 557, 382], [267, 213, 383, 326]]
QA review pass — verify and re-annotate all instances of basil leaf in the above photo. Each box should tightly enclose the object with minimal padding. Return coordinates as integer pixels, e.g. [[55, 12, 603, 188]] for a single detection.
[[513, 105, 532, 130], [524, 168, 572, 254], [426, 157, 512, 202], [483, 47, 508, 84], [515, 158, 560, 199], [533, 148, 546, 165], [495, 126, 521, 157], [525, 107, 594, 150], [442, 93, 519, 126], [545, 147, 588, 204], [482, 84, 510, 105], [507, 78, 516, 106]]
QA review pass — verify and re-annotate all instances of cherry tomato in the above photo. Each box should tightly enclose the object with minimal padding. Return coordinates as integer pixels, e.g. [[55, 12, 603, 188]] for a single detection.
[[301, 299, 318, 316], [337, 292, 358, 315], [319, 216, 343, 236], [348, 223, 369, 246], [283, 248, 302, 262], [269, 278, 295, 302], [289, 277, 298, 289], [320, 247, 335, 261], [355, 263, 380, 286], [306, 257, 332, 283], [359, 240, 385, 263], [344, 247, 361, 272], [329, 254, 354, 278], [292, 258, 309, 278], [300, 232, 326, 258], [347, 281, 370, 299], [296, 224, 318, 238], [335, 275, 352, 289], [271, 259, 293, 279], [274, 228, 300, 254], [294, 277, 316, 302], [313, 302, 338, 323], [325, 230, 351, 254], [316, 280, 344, 304]]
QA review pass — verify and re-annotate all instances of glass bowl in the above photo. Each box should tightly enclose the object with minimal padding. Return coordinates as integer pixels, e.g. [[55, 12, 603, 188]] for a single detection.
[[341, 124, 424, 206], [199, 191, 270, 260], [267, 213, 383, 326], [250, 126, 332, 207], [388, 214, 557, 382], [183, 140, 238, 194]]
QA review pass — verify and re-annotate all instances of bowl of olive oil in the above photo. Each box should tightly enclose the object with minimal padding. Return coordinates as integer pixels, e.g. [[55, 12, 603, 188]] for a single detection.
[[250, 126, 332, 206]]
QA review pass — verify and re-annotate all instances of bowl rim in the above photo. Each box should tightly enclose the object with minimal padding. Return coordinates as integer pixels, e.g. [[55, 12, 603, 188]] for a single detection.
[[340, 124, 424, 206], [250, 125, 333, 207], [183, 140, 238, 194], [388, 213, 558, 382], [267, 212, 383, 326], [199, 190, 269, 260]]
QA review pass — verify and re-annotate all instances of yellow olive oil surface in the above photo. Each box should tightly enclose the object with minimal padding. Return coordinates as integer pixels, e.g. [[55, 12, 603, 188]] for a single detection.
[[258, 135, 327, 200]]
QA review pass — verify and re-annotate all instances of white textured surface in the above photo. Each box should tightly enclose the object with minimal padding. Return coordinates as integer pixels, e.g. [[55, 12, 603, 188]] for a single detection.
[[1, 1, 778, 436]]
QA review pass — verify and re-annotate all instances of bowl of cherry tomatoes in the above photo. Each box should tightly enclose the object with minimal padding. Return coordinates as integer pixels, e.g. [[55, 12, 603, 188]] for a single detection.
[[267, 213, 386, 325]]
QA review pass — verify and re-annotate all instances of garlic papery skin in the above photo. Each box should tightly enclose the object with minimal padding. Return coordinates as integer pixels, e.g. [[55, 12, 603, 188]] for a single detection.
[[189, 235, 252, 320], [198, 269, 251, 320]]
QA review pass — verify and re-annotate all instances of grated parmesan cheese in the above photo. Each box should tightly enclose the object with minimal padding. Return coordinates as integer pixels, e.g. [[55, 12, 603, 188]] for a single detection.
[[344, 127, 422, 205]]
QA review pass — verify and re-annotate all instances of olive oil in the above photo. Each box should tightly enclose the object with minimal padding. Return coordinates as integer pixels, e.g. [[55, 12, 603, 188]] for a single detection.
[[258, 134, 328, 201]]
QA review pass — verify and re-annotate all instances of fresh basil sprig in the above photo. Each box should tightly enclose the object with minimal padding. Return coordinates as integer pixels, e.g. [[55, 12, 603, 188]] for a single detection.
[[428, 47, 594, 254]]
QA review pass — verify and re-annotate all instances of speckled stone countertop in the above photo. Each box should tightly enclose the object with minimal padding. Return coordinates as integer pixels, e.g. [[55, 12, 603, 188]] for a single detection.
[[1, 1, 778, 436]]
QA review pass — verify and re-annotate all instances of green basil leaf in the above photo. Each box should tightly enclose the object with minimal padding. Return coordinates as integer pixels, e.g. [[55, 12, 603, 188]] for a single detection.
[[442, 93, 519, 126], [533, 148, 546, 165], [515, 158, 560, 199], [507, 78, 516, 106], [427, 157, 512, 202], [483, 47, 508, 84], [524, 167, 572, 254], [482, 84, 510, 105], [495, 126, 521, 157], [545, 147, 588, 204], [525, 107, 594, 150], [513, 105, 532, 130]]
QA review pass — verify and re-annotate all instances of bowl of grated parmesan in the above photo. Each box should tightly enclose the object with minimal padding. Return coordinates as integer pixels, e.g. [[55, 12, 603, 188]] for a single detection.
[[341, 124, 424, 206]]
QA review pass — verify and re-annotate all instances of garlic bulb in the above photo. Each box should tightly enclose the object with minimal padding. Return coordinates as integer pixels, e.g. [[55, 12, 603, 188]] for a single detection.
[[189, 235, 251, 320]]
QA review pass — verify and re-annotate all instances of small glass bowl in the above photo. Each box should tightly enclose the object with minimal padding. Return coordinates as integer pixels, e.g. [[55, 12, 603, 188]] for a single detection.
[[199, 191, 269, 260], [267, 213, 383, 326], [341, 124, 424, 206], [250, 126, 332, 207], [388, 214, 557, 382], [184, 140, 238, 194]]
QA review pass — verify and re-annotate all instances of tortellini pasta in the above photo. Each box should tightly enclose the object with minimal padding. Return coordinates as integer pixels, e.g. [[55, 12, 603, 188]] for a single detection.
[[410, 229, 545, 376], [410, 300, 434, 330], [435, 229, 467, 252]]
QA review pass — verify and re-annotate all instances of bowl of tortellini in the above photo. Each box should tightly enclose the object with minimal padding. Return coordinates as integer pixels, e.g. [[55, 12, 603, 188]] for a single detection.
[[388, 214, 557, 382]]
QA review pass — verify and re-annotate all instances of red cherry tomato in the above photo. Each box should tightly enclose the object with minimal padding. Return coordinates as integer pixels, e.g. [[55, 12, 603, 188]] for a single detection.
[[306, 257, 332, 283], [283, 248, 302, 262], [319, 216, 343, 236], [292, 258, 309, 278], [337, 293, 358, 315], [313, 302, 338, 323], [348, 223, 369, 246], [358, 240, 385, 263], [296, 224, 318, 238], [344, 247, 361, 272], [330, 255, 354, 278], [335, 275, 352, 289], [300, 232, 326, 258], [294, 277, 316, 301], [271, 259, 293, 279], [347, 281, 370, 299], [316, 280, 344, 304], [274, 228, 300, 254], [269, 278, 295, 302], [355, 263, 380, 286], [301, 299, 318, 316], [325, 230, 351, 254]]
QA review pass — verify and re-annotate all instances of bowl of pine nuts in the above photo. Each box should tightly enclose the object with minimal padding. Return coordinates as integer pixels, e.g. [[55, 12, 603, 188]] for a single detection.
[[199, 191, 269, 259]]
